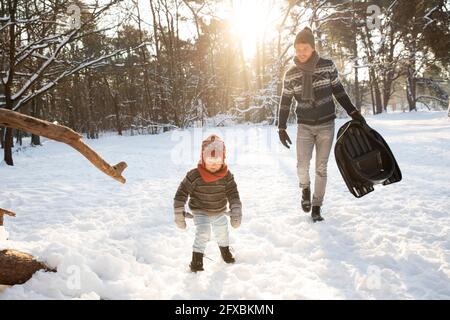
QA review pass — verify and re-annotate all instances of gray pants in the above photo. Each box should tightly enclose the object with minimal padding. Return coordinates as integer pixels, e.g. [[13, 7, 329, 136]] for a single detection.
[[296, 120, 335, 207]]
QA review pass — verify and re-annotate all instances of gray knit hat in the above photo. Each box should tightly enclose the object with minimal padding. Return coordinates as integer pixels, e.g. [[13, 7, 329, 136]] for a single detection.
[[294, 27, 315, 49]]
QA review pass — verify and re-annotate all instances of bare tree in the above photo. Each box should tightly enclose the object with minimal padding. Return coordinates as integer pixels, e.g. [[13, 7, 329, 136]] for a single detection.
[[0, 0, 144, 165]]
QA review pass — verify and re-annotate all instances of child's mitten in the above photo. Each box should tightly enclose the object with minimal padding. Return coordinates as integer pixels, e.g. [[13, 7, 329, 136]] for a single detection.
[[229, 207, 242, 228], [174, 208, 187, 229]]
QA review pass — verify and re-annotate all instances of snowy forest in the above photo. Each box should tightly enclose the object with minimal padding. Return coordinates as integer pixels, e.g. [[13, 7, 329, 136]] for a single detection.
[[0, 0, 450, 301], [1, 0, 449, 165]]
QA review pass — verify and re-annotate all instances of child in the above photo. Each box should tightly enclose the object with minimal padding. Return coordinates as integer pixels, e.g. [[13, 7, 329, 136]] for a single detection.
[[173, 134, 242, 272]]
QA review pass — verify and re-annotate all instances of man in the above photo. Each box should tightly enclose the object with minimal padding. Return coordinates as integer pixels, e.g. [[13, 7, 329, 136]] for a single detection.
[[277, 27, 365, 222]]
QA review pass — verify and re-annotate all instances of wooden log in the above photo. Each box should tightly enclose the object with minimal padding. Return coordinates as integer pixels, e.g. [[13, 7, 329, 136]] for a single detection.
[[0, 108, 127, 183], [0, 208, 15, 226], [0, 249, 55, 285], [0, 285, 10, 293]]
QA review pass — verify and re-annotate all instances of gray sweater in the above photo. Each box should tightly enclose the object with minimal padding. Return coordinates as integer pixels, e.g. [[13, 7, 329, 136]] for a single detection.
[[174, 168, 242, 215]]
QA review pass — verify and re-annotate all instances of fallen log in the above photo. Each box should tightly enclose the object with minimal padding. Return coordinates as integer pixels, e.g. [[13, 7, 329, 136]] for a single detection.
[[0, 285, 9, 293], [1, 204, 54, 286], [0, 109, 127, 287], [0, 249, 55, 285], [0, 108, 127, 183]]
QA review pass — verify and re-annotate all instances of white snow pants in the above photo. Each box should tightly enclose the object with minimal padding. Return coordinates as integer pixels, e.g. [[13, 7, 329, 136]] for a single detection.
[[193, 213, 229, 254]]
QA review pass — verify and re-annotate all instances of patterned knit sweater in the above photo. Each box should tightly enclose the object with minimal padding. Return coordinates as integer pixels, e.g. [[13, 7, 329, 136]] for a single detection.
[[174, 168, 242, 216], [278, 57, 357, 128]]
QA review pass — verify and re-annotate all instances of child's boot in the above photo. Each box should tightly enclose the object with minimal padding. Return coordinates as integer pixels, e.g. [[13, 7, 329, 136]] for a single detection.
[[219, 246, 235, 264], [189, 252, 204, 272]]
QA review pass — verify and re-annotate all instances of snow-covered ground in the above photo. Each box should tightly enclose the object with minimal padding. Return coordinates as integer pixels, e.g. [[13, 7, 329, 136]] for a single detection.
[[1, 111, 449, 300]]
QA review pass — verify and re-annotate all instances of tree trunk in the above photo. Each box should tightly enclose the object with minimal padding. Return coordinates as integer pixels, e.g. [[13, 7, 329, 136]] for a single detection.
[[0, 249, 55, 285], [87, 75, 96, 139], [256, 38, 263, 90], [103, 76, 122, 136], [351, 0, 361, 110], [4, 127, 13, 165], [0, 126, 4, 149], [369, 79, 375, 115], [406, 67, 417, 111], [30, 97, 41, 146], [374, 85, 383, 114], [369, 69, 383, 114], [15, 129, 22, 146], [113, 99, 122, 136], [3, 0, 17, 166], [149, 0, 168, 126], [353, 60, 361, 111], [135, 0, 154, 123]]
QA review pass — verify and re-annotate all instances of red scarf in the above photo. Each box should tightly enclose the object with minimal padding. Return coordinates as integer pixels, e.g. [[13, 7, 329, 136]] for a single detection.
[[197, 163, 228, 183]]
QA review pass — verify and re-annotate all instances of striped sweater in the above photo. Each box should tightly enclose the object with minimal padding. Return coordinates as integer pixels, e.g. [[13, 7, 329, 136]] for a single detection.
[[278, 57, 357, 128], [174, 168, 242, 215]]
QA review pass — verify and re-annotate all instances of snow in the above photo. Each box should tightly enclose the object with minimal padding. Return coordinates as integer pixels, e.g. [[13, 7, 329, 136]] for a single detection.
[[0, 227, 8, 242], [0, 111, 449, 299]]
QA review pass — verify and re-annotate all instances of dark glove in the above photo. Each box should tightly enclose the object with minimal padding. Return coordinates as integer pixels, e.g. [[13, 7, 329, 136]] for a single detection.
[[278, 129, 292, 149], [350, 110, 366, 124]]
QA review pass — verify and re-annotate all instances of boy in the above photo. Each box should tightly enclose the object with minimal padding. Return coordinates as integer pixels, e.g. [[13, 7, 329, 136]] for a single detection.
[[174, 134, 242, 272]]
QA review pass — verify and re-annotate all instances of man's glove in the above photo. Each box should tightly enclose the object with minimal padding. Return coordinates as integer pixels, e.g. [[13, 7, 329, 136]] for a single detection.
[[278, 129, 292, 149], [350, 110, 366, 124], [174, 208, 193, 229], [226, 207, 242, 229]]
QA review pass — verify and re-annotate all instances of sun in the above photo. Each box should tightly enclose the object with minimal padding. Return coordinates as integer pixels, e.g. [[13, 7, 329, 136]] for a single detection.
[[229, 0, 277, 59]]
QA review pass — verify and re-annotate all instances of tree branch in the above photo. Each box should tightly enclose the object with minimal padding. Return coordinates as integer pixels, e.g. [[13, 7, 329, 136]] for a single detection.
[[0, 109, 127, 183], [11, 42, 147, 111]]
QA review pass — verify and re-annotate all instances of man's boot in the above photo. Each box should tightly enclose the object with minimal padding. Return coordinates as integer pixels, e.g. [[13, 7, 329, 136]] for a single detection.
[[311, 206, 324, 223], [301, 187, 312, 212]]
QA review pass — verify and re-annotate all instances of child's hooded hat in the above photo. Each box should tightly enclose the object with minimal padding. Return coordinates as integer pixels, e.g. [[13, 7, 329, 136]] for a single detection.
[[199, 134, 226, 165], [197, 134, 228, 182]]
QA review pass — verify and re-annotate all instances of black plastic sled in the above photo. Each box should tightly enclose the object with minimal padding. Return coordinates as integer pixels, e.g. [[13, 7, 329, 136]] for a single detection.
[[334, 120, 402, 198]]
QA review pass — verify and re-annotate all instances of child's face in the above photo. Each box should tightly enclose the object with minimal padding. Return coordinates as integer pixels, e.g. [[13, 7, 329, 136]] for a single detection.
[[204, 157, 223, 173], [202, 140, 224, 172]]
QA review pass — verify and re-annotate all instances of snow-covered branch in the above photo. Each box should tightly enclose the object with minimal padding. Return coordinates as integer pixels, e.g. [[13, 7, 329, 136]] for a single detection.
[[234, 104, 266, 114], [11, 28, 80, 103], [423, 5, 439, 29], [416, 95, 448, 104], [0, 16, 40, 32], [12, 42, 147, 111], [133, 115, 179, 129]]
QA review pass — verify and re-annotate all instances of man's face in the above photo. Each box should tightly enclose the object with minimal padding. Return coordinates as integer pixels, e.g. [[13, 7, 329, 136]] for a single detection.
[[294, 43, 314, 63]]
